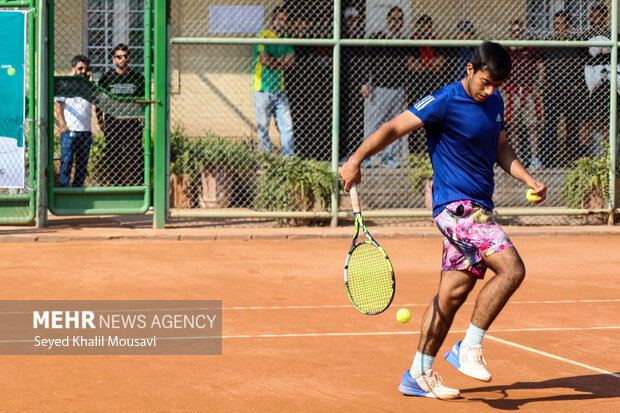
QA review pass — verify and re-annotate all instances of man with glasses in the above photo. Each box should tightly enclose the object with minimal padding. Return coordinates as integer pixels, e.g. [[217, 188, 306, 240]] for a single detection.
[[97, 43, 146, 186], [55, 55, 93, 187]]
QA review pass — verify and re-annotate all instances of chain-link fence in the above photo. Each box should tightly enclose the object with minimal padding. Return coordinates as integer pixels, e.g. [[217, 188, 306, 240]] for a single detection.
[[52, 0, 149, 189], [171, 1, 617, 225]]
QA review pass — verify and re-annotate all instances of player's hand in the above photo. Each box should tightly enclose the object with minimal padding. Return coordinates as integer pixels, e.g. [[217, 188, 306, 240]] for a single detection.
[[526, 179, 547, 204], [339, 158, 362, 192], [59, 124, 69, 133]]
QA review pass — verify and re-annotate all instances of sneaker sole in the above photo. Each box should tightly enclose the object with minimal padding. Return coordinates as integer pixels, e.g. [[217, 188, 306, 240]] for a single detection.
[[399, 384, 460, 399]]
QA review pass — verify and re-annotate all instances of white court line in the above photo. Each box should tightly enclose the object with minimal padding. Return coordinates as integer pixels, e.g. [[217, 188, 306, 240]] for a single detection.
[[220, 326, 620, 338], [485, 334, 620, 379], [219, 327, 620, 379], [223, 299, 620, 310]]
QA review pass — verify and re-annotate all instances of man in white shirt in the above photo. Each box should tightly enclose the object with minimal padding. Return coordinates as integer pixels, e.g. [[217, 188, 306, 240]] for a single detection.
[[55, 55, 93, 187]]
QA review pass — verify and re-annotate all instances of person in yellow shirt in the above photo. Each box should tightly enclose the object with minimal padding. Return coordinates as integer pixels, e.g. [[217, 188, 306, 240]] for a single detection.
[[253, 7, 295, 156]]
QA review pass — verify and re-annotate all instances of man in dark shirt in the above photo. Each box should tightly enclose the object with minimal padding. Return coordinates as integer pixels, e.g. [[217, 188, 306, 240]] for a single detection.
[[541, 11, 583, 166], [97, 43, 145, 186], [360, 7, 409, 168], [579, 4, 611, 158]]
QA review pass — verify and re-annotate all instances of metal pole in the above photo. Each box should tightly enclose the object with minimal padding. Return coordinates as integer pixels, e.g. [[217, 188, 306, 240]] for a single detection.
[[331, 0, 341, 227], [26, 0, 36, 222], [143, 0, 153, 215], [36, 0, 49, 227], [608, 0, 617, 224], [152, 0, 168, 228]]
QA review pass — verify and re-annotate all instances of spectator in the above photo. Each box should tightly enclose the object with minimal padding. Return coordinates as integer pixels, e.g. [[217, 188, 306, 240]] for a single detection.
[[361, 6, 409, 168], [340, 7, 365, 162], [286, 13, 331, 160], [253, 6, 295, 157], [96, 44, 145, 186], [580, 4, 611, 157], [407, 14, 445, 153], [504, 20, 544, 169], [541, 11, 583, 167], [55, 55, 93, 187], [452, 20, 476, 83], [408, 14, 445, 100], [343, 7, 363, 39]]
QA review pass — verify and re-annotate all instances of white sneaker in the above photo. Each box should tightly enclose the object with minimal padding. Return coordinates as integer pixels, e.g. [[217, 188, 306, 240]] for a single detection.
[[445, 341, 492, 382], [399, 369, 461, 399]]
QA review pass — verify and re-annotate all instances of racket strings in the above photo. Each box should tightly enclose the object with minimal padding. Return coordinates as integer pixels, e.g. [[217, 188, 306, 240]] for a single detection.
[[347, 243, 393, 313]]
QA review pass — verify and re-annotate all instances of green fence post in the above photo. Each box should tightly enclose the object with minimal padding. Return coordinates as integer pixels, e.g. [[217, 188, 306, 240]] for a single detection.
[[609, 0, 618, 224], [36, 0, 50, 227], [153, 0, 168, 228], [331, 0, 342, 227]]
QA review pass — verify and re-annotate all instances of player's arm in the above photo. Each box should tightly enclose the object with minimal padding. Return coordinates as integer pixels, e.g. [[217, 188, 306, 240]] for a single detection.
[[496, 130, 547, 203], [339, 111, 424, 191], [55, 100, 69, 133]]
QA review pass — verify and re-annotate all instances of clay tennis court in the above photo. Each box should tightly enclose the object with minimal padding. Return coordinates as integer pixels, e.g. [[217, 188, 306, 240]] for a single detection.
[[1, 224, 619, 412]]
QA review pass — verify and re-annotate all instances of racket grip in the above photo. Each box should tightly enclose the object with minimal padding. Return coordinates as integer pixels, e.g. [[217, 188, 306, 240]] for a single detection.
[[350, 183, 361, 213]]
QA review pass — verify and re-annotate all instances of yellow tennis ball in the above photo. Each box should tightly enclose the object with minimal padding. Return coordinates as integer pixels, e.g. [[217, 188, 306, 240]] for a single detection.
[[7, 67, 15, 76], [396, 308, 411, 323], [526, 188, 540, 203]]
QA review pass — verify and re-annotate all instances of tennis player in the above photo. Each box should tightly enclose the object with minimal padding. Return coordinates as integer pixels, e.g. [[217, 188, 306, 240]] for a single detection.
[[339, 41, 547, 399]]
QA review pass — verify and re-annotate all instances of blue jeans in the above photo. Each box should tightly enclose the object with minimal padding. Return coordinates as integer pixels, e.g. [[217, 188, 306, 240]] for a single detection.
[[59, 130, 92, 187], [253, 91, 294, 156]]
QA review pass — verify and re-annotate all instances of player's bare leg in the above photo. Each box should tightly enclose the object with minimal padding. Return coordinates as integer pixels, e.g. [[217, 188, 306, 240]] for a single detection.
[[445, 246, 526, 382], [400, 270, 476, 399], [471, 246, 526, 329], [418, 270, 477, 356]]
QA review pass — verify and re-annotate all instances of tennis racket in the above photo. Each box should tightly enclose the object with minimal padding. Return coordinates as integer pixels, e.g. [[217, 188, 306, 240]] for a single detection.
[[344, 183, 395, 315]]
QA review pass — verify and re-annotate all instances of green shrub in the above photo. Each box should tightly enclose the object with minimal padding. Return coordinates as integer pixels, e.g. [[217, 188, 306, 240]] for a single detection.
[[405, 152, 433, 193], [254, 153, 335, 211]]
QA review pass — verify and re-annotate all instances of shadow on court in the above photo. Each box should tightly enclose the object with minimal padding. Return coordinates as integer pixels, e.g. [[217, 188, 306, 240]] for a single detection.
[[460, 373, 620, 410]]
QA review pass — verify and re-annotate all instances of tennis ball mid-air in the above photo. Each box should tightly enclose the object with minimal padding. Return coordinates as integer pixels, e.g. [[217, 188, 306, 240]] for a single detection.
[[396, 308, 411, 323], [526, 188, 540, 203], [7, 67, 15, 76]]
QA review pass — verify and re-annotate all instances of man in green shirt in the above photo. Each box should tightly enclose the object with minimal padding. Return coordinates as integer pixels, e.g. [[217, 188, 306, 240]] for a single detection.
[[253, 7, 295, 156]]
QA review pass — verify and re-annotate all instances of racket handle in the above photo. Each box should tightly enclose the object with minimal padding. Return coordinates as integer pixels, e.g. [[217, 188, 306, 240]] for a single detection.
[[350, 183, 361, 213]]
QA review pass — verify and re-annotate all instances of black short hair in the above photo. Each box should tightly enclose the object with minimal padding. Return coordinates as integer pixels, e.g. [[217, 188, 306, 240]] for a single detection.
[[388, 6, 403, 18], [416, 14, 433, 26], [471, 41, 512, 81], [271, 6, 288, 20], [591, 4, 608, 16], [554, 10, 571, 23], [71, 54, 89, 68], [111, 43, 130, 59]]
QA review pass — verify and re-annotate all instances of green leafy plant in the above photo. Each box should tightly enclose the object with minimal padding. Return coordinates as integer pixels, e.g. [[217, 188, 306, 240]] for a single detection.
[[405, 152, 433, 193], [170, 126, 256, 183], [254, 153, 335, 211], [560, 139, 618, 208]]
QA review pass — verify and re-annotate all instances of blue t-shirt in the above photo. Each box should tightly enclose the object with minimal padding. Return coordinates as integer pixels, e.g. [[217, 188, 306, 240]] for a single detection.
[[408, 81, 505, 217]]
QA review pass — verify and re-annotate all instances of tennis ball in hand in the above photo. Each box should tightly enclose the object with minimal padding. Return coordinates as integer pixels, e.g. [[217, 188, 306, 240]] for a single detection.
[[396, 308, 411, 323], [7, 67, 15, 76], [526, 188, 540, 203]]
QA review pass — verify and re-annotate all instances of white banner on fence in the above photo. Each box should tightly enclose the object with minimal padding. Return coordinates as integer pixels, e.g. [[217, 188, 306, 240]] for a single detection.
[[0, 11, 27, 188]]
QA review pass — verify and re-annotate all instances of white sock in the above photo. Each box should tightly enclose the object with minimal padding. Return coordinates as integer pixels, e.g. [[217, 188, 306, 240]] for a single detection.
[[410, 351, 434, 376], [463, 323, 486, 347]]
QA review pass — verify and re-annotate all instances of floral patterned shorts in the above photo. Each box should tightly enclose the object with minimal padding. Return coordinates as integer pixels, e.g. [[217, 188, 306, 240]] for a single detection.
[[433, 200, 513, 278]]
